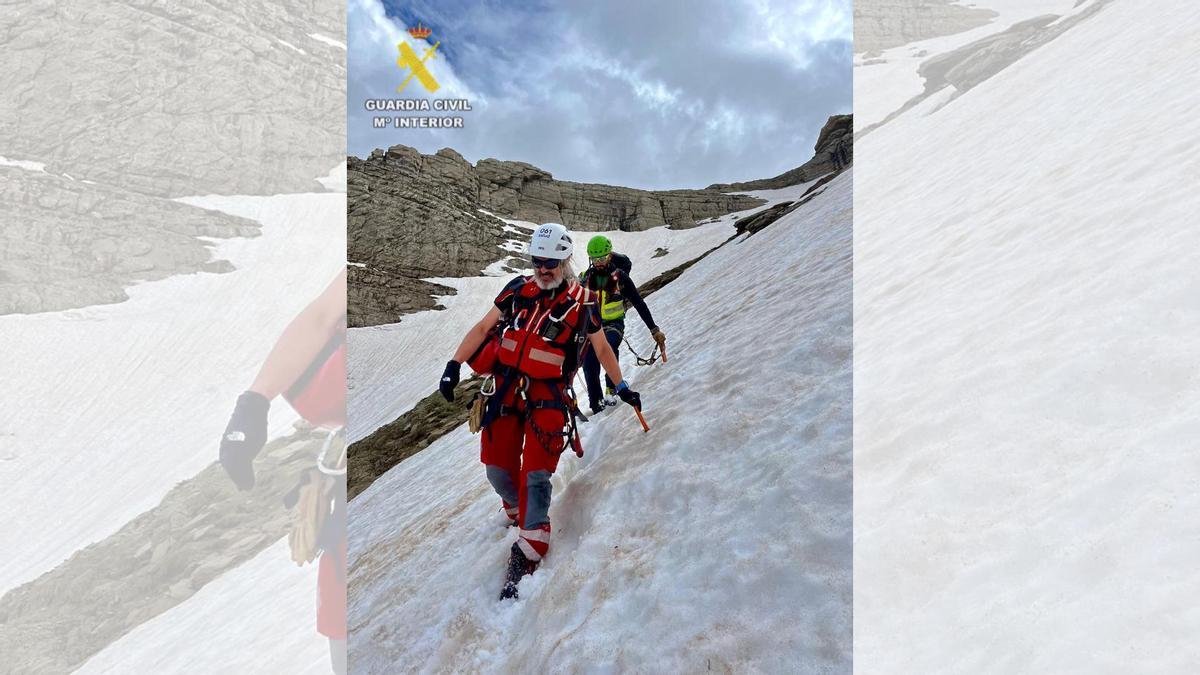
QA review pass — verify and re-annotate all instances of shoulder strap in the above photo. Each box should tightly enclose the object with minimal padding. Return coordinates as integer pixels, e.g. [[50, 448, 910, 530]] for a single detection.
[[578, 284, 595, 304], [547, 281, 586, 321], [508, 277, 540, 309], [284, 327, 345, 401], [497, 275, 531, 311]]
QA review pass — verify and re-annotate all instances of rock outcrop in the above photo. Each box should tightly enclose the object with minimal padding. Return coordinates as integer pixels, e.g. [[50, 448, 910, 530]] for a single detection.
[[347, 146, 512, 328], [919, 4, 1116, 99], [707, 115, 853, 192], [346, 267, 458, 329], [348, 147, 510, 282], [473, 159, 764, 231], [1, 167, 259, 315], [1, 0, 345, 198], [733, 170, 844, 237], [349, 378, 484, 500], [1, 0, 345, 314]]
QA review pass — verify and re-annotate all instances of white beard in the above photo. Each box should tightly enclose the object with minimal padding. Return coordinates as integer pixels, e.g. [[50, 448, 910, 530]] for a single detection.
[[533, 274, 562, 290]]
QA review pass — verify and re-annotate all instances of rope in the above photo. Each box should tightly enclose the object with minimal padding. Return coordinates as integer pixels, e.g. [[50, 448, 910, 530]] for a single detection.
[[621, 333, 661, 367]]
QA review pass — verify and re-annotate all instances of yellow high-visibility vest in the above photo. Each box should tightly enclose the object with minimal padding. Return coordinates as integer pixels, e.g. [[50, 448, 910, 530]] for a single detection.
[[599, 289, 625, 321]]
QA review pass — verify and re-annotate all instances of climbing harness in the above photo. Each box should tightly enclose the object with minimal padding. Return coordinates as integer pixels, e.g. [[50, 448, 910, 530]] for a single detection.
[[473, 277, 600, 457]]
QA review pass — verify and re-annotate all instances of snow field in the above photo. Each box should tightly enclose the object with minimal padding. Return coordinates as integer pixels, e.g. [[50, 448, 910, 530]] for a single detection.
[[349, 170, 852, 673], [854, 2, 1200, 671]]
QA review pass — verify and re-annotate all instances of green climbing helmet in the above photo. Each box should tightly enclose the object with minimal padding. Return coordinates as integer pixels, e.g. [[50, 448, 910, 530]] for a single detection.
[[587, 235, 613, 259]]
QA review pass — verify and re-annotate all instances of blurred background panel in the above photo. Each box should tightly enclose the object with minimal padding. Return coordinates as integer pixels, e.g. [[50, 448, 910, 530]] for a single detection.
[[0, 0, 348, 672], [854, 1, 1200, 671]]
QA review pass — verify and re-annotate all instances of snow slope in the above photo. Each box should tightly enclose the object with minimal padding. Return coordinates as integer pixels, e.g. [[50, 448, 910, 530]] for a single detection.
[[855, 2, 1200, 671], [0, 193, 344, 595], [349, 171, 851, 672], [347, 185, 812, 444]]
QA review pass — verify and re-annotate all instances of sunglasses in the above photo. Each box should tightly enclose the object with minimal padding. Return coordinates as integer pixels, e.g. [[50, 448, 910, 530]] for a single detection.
[[531, 257, 562, 270]]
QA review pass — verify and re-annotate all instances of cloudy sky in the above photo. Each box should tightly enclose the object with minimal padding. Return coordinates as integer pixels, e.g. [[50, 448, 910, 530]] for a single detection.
[[348, 0, 851, 190]]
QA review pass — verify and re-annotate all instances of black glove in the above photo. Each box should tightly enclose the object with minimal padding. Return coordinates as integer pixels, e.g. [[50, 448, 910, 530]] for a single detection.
[[219, 391, 270, 491], [440, 360, 461, 402], [616, 385, 641, 410]]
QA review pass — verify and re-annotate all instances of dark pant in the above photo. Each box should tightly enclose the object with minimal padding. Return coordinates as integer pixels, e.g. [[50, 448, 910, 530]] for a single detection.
[[583, 321, 623, 408]]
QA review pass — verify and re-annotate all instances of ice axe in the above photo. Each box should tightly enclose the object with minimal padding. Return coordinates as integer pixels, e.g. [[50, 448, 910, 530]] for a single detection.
[[633, 406, 650, 433]]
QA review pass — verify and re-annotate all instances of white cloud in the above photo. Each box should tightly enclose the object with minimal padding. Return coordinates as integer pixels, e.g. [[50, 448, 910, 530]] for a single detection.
[[348, 0, 851, 190], [749, 0, 853, 59]]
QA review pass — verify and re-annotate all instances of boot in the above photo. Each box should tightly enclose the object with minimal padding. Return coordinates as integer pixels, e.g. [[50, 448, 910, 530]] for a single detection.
[[499, 542, 539, 600]]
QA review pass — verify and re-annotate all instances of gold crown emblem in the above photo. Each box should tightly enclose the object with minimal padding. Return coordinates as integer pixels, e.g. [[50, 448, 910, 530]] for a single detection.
[[408, 22, 432, 40]]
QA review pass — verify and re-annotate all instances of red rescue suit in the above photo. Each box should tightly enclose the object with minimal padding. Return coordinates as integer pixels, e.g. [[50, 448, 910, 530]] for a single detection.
[[479, 276, 598, 562]]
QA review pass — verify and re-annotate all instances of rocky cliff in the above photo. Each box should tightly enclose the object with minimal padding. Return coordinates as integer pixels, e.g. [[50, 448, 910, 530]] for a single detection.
[[347, 147, 766, 327], [1, 167, 257, 315], [1, 0, 345, 315], [707, 115, 853, 192], [1, 0, 345, 198], [472, 159, 765, 231], [349, 114, 855, 327]]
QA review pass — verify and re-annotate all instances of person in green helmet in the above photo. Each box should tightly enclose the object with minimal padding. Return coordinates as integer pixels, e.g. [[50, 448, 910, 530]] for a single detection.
[[579, 235, 666, 414]]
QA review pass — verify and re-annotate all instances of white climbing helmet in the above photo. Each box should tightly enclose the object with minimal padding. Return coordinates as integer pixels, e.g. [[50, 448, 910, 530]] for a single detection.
[[528, 223, 573, 260]]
